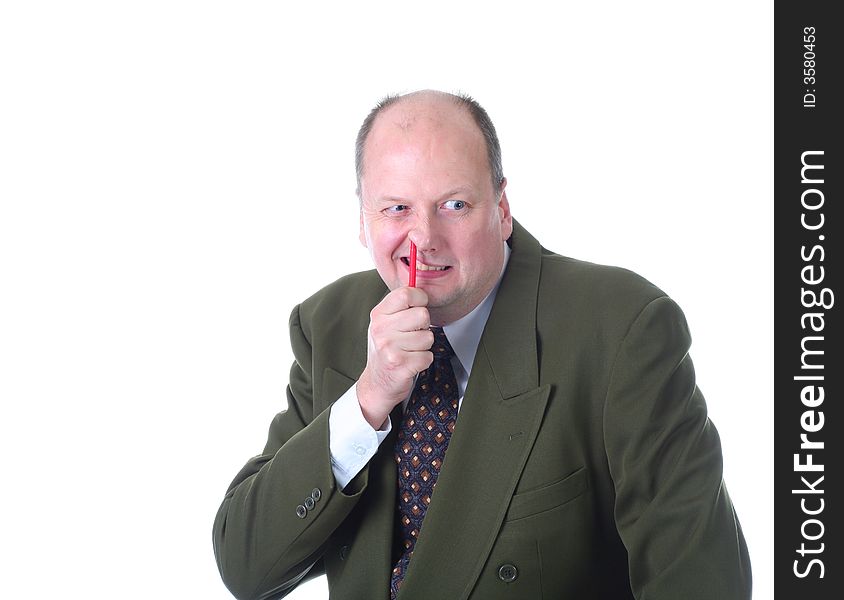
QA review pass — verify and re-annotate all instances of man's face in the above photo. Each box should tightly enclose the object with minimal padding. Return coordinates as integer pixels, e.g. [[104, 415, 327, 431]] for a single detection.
[[358, 98, 512, 326]]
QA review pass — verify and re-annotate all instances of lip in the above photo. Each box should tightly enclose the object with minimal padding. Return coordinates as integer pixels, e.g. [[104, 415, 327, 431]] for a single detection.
[[401, 256, 452, 279]]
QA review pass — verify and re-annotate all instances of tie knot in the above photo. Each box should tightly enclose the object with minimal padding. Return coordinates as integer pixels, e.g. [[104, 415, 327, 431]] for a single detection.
[[430, 327, 455, 360]]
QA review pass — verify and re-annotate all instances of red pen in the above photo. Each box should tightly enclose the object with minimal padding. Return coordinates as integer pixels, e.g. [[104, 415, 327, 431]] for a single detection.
[[408, 241, 417, 287]]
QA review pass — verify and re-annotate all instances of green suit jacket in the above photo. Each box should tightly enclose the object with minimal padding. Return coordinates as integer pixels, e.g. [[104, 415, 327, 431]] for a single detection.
[[213, 221, 751, 599]]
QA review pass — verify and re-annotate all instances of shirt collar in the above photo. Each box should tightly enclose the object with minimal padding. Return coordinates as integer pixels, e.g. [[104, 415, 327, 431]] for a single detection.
[[442, 242, 511, 376]]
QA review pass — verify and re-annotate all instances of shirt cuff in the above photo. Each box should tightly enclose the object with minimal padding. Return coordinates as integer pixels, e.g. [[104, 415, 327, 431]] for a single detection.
[[328, 382, 392, 490]]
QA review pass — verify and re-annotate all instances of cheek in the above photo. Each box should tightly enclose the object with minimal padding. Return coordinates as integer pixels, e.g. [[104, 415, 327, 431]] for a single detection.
[[462, 232, 502, 275], [369, 228, 404, 262]]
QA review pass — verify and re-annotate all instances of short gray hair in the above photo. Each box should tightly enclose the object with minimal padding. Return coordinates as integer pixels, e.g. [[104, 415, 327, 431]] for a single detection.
[[354, 92, 504, 197]]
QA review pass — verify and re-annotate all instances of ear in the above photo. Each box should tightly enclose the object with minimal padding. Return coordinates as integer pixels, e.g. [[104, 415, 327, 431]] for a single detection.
[[359, 209, 368, 248], [497, 178, 513, 240]]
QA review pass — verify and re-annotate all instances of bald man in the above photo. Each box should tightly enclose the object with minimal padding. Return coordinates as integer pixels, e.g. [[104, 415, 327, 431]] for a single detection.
[[213, 91, 751, 600]]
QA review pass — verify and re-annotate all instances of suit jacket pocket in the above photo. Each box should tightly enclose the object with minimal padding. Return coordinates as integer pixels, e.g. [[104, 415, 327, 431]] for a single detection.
[[505, 467, 588, 522]]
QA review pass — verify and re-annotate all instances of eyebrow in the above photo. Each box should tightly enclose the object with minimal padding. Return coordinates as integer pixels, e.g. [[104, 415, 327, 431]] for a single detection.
[[438, 186, 474, 199], [375, 187, 475, 204]]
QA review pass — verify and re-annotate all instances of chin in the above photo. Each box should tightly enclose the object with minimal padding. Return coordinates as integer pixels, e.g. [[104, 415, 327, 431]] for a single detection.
[[427, 295, 462, 316]]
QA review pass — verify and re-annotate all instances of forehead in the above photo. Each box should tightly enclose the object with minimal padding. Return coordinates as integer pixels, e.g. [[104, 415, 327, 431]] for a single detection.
[[361, 98, 490, 198]]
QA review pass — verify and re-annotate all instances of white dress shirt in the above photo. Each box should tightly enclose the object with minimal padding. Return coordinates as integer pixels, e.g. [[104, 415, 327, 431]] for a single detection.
[[328, 244, 511, 489]]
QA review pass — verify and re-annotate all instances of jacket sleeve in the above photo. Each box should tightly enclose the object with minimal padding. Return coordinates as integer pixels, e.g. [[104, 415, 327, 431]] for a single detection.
[[213, 305, 370, 600], [603, 296, 752, 599]]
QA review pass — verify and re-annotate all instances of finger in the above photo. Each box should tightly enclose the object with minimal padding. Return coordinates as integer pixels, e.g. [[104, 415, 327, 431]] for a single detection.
[[369, 307, 429, 344], [375, 286, 429, 316], [397, 329, 435, 352], [384, 306, 430, 333], [406, 349, 435, 374], [368, 309, 430, 355]]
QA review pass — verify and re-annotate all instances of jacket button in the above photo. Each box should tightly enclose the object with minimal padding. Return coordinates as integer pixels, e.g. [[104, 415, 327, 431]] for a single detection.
[[339, 545, 349, 561], [498, 563, 518, 583], [304, 496, 316, 510], [311, 488, 322, 502], [296, 504, 307, 519]]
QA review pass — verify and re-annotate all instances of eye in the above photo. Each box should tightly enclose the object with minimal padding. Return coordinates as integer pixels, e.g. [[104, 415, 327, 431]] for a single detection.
[[384, 204, 410, 215], [443, 200, 467, 211]]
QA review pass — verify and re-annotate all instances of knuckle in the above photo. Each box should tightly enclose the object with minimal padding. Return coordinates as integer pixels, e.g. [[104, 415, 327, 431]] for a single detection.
[[414, 307, 431, 327], [384, 349, 402, 369], [374, 333, 392, 352]]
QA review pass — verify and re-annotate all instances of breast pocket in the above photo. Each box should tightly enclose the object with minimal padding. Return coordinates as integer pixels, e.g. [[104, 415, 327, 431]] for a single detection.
[[505, 466, 588, 522]]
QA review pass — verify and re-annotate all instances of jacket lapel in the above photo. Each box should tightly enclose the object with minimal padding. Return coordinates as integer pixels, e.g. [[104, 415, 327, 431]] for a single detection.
[[396, 221, 551, 600]]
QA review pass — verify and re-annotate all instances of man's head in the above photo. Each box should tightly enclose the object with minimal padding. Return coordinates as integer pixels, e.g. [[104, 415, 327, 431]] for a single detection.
[[356, 90, 513, 326]]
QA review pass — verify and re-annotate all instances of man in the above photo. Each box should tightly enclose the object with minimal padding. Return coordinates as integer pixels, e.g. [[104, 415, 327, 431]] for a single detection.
[[213, 90, 751, 599]]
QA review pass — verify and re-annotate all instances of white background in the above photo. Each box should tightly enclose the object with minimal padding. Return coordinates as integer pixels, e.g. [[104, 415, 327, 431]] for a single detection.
[[0, 1, 771, 598]]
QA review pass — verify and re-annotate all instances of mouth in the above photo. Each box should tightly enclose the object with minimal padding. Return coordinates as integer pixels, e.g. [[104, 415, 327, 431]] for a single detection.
[[401, 257, 451, 272]]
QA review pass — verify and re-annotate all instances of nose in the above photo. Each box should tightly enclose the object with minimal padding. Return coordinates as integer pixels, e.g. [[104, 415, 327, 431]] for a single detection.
[[407, 214, 438, 254]]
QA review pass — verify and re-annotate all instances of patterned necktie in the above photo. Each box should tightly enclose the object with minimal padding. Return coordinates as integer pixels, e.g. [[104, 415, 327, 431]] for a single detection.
[[390, 327, 459, 599]]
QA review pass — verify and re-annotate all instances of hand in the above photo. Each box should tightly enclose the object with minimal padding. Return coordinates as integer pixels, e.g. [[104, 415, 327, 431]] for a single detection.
[[356, 286, 434, 429]]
